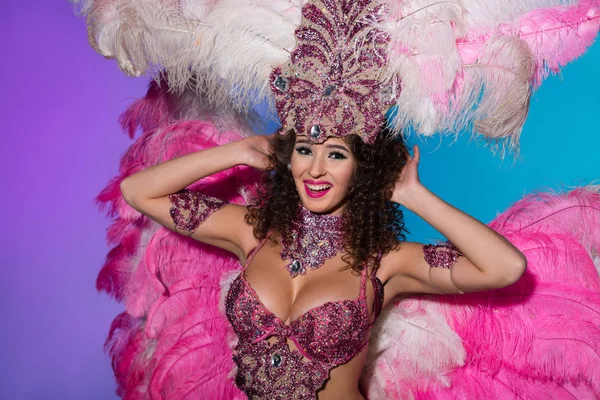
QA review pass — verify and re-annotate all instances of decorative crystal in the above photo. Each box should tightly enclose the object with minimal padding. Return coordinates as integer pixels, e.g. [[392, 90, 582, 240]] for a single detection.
[[281, 207, 347, 278], [273, 75, 288, 92], [271, 353, 282, 367], [270, 0, 395, 144], [379, 84, 395, 103], [290, 260, 301, 273], [322, 84, 336, 96], [310, 124, 322, 139]]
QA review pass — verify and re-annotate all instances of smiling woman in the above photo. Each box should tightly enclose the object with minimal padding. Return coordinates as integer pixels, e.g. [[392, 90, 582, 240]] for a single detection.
[[119, 114, 532, 398], [73, 0, 600, 398], [292, 136, 357, 209], [246, 129, 408, 275]]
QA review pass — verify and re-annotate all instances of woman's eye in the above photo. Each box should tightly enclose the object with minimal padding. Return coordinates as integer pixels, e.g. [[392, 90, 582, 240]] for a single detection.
[[295, 147, 312, 156], [329, 151, 347, 160]]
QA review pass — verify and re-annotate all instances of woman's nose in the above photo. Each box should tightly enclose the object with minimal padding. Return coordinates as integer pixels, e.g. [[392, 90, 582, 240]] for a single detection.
[[308, 155, 325, 177]]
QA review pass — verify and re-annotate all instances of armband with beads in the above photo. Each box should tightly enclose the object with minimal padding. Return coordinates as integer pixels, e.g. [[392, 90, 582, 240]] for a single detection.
[[168, 189, 227, 234], [422, 244, 463, 269]]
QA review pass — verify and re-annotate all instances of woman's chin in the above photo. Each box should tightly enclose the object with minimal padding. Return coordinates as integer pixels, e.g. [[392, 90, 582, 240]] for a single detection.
[[302, 203, 330, 214], [299, 196, 347, 215]]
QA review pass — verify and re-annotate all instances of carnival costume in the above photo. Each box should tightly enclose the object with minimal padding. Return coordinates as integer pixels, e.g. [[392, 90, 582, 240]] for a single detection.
[[73, 0, 600, 398]]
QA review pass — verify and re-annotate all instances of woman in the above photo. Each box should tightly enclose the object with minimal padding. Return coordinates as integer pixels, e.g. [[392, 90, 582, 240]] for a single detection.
[[119, 128, 526, 399], [77, 0, 600, 398]]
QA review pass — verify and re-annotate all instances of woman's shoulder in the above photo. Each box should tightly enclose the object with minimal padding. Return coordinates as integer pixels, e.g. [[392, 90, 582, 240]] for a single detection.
[[377, 242, 422, 282]]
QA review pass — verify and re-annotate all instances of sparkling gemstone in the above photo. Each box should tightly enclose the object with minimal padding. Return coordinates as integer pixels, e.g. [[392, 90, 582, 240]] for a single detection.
[[271, 353, 282, 367], [322, 84, 336, 96], [310, 124, 322, 139], [290, 260, 301, 273], [273, 75, 288, 92], [379, 84, 395, 103]]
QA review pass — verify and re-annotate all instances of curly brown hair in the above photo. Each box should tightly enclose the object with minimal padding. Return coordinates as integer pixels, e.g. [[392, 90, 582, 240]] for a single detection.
[[246, 128, 408, 274]]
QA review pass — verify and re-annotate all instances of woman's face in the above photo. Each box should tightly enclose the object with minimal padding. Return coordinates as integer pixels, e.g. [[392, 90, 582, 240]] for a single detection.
[[290, 135, 357, 215]]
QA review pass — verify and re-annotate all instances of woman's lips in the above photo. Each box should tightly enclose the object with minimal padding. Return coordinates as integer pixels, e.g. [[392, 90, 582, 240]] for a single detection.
[[304, 180, 333, 198]]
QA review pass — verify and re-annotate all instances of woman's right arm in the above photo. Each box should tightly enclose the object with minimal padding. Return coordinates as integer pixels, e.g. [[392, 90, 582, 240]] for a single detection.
[[120, 135, 270, 259]]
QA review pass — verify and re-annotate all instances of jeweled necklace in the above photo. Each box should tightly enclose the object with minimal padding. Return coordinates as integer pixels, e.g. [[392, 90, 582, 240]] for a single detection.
[[280, 206, 348, 278]]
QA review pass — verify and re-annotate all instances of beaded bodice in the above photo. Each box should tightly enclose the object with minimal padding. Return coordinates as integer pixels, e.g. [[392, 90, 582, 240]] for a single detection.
[[225, 242, 384, 399]]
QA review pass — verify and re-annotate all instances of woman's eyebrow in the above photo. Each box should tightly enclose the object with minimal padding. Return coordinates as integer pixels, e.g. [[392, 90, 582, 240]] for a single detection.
[[296, 139, 349, 152], [326, 144, 350, 152]]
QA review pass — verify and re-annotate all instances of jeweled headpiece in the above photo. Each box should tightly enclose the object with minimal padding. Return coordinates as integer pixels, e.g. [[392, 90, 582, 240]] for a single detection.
[[270, 0, 400, 143], [80, 0, 600, 151]]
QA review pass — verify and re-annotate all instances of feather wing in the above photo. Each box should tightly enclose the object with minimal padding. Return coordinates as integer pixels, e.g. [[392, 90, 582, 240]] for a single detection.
[[73, 0, 600, 146], [364, 187, 600, 399], [98, 79, 259, 398]]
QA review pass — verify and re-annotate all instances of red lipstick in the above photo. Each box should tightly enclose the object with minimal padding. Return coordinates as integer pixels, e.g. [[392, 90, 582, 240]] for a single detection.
[[303, 180, 333, 198]]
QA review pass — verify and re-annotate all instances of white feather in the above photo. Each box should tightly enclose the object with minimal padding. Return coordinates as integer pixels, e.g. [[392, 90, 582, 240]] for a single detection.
[[189, 0, 302, 108], [70, 0, 94, 15], [218, 270, 239, 316], [376, 0, 591, 150], [461, 0, 578, 30], [376, 1, 465, 135], [361, 297, 466, 398], [76, 0, 303, 110]]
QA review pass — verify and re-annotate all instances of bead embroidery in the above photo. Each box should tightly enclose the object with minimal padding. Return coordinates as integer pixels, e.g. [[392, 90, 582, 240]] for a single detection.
[[270, 0, 400, 143], [280, 206, 348, 278], [168, 189, 227, 234], [423, 243, 463, 269], [225, 266, 380, 399]]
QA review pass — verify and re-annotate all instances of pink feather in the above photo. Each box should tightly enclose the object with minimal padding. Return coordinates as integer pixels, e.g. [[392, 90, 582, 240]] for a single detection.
[[93, 58, 600, 400], [145, 276, 241, 399], [96, 78, 259, 398], [430, 188, 600, 397], [490, 187, 600, 252], [104, 312, 148, 399], [118, 77, 175, 139], [513, 0, 600, 86], [367, 187, 600, 399]]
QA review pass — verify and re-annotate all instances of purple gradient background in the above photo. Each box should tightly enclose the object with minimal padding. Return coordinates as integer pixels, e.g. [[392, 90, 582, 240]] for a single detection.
[[1, 1, 598, 399]]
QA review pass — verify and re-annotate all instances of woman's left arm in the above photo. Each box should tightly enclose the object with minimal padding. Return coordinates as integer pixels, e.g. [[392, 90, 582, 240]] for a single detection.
[[381, 145, 527, 296]]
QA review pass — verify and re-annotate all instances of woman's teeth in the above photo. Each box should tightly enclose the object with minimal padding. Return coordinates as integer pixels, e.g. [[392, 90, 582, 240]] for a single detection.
[[307, 184, 332, 192]]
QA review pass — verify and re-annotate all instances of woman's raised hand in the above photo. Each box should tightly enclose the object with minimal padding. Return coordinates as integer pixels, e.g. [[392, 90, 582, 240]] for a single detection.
[[240, 135, 272, 170], [391, 145, 424, 206]]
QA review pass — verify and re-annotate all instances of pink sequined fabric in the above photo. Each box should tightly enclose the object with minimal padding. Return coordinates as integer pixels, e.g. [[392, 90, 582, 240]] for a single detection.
[[281, 206, 347, 278], [225, 243, 384, 399], [270, 0, 400, 143], [423, 244, 463, 269], [168, 189, 227, 233]]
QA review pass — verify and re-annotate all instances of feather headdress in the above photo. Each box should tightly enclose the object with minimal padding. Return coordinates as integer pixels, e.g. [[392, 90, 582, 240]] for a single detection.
[[73, 1, 600, 398], [73, 0, 599, 147]]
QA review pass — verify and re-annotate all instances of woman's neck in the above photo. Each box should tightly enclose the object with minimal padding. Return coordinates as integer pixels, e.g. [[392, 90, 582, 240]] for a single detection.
[[279, 205, 349, 277]]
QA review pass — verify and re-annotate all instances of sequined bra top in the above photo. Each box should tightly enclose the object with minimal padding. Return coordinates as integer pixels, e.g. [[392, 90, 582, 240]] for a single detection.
[[225, 241, 384, 399]]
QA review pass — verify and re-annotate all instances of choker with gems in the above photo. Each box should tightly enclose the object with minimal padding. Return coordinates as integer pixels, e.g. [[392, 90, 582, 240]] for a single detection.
[[280, 207, 348, 278]]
